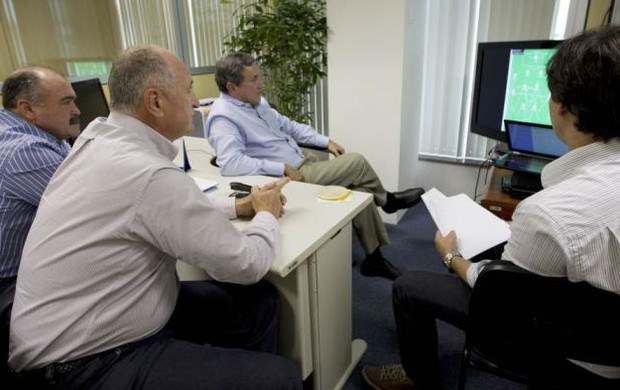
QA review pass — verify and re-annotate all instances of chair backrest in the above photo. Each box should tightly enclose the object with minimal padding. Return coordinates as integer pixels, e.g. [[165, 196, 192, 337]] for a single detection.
[[210, 143, 329, 169], [192, 108, 207, 138], [468, 260, 620, 374]]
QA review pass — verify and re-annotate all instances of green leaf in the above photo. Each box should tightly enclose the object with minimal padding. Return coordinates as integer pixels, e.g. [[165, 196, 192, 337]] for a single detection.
[[222, 0, 327, 122]]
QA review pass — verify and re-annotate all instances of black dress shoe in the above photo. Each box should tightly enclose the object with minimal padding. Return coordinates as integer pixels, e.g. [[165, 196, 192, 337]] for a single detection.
[[360, 258, 403, 280], [382, 188, 425, 214]]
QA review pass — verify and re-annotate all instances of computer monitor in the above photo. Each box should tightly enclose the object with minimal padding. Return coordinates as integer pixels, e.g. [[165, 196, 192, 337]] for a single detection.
[[470, 39, 562, 143], [504, 119, 568, 160], [71, 78, 109, 131]]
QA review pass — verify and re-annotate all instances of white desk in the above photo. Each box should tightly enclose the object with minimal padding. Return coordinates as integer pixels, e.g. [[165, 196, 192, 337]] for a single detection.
[[176, 136, 372, 389]]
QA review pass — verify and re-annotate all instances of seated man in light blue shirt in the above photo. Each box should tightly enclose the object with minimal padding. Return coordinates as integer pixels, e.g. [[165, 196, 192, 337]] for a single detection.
[[206, 52, 425, 280]]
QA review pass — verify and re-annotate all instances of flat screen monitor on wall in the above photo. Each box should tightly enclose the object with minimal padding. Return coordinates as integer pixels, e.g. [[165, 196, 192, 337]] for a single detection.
[[470, 39, 562, 143], [71, 78, 110, 131]]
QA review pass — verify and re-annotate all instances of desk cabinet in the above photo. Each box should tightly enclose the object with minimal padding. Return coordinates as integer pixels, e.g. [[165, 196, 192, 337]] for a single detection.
[[268, 223, 365, 389], [265, 261, 313, 377], [178, 222, 366, 390], [308, 224, 365, 389], [480, 168, 520, 221]]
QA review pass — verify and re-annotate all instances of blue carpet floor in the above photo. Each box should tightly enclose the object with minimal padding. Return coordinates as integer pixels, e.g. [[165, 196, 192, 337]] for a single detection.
[[342, 203, 526, 390]]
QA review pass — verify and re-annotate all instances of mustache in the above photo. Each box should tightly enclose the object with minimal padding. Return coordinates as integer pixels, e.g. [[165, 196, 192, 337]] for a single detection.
[[69, 116, 80, 125]]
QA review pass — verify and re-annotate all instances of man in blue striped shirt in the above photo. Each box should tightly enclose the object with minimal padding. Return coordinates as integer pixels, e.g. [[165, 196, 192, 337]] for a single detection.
[[0, 67, 81, 368]]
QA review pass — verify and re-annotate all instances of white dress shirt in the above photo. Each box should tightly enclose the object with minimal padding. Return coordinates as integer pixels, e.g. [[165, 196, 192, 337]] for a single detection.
[[467, 139, 620, 378], [9, 112, 279, 371]]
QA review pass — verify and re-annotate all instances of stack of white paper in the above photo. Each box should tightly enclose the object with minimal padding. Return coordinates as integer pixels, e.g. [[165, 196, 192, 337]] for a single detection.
[[421, 188, 511, 259], [191, 177, 218, 192]]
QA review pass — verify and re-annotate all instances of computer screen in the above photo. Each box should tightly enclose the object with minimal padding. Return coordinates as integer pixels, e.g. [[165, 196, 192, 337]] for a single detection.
[[470, 39, 562, 143], [71, 78, 109, 131], [504, 120, 568, 159], [502, 48, 556, 127]]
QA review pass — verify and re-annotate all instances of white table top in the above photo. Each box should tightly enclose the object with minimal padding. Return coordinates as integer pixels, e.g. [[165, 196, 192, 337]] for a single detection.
[[182, 136, 373, 277]]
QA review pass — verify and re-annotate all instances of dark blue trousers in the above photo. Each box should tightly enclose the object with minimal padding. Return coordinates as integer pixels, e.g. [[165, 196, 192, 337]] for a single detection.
[[391, 244, 505, 389], [1, 276, 17, 387], [393, 271, 471, 390], [23, 280, 302, 389], [393, 270, 620, 390]]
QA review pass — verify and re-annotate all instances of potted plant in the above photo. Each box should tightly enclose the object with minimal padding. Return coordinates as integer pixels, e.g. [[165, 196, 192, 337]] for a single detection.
[[223, 0, 327, 123]]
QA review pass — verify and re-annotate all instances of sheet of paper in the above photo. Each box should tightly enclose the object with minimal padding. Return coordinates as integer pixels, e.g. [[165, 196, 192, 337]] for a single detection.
[[192, 177, 218, 192], [421, 188, 511, 259]]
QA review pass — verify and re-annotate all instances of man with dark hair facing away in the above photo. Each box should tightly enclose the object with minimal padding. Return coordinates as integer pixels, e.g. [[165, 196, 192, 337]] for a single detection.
[[363, 26, 620, 390]]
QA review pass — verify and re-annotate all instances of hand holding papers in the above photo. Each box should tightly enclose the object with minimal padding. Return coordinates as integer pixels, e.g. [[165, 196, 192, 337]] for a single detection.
[[421, 188, 511, 259]]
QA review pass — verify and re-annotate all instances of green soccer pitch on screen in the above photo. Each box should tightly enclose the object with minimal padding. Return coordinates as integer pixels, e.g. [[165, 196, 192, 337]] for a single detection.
[[501, 48, 556, 128]]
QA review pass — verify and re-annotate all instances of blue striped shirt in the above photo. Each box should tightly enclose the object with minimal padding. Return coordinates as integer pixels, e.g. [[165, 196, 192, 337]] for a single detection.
[[0, 110, 70, 278]]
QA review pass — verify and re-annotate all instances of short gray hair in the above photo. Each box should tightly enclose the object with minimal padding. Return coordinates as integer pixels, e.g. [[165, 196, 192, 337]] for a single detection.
[[1, 66, 61, 109], [108, 46, 174, 113], [215, 52, 258, 93]]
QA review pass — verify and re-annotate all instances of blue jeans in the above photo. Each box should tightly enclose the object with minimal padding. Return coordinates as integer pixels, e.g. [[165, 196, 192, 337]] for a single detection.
[[25, 280, 302, 389]]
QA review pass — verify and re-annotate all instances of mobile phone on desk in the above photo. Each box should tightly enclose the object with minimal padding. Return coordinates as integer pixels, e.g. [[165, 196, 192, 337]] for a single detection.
[[229, 191, 250, 199], [230, 182, 252, 192]]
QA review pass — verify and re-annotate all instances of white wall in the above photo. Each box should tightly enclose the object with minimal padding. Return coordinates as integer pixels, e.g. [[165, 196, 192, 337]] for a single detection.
[[326, 0, 406, 224], [327, 0, 482, 224]]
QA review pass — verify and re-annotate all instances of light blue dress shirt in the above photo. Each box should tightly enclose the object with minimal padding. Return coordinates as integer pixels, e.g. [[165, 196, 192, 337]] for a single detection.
[[205, 93, 329, 176], [0, 110, 70, 278]]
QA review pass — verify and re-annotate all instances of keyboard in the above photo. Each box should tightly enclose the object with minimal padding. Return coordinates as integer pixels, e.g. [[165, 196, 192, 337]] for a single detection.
[[504, 155, 548, 173], [494, 153, 550, 175]]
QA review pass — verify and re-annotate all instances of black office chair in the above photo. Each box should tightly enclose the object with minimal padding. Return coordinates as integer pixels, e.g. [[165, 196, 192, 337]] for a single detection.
[[458, 260, 620, 390], [210, 155, 219, 168], [209, 143, 329, 168]]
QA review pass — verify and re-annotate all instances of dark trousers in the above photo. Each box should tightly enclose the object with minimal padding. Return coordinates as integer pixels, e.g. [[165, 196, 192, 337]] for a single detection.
[[393, 271, 620, 390], [1, 276, 17, 387], [393, 271, 471, 390], [23, 280, 302, 390], [391, 245, 504, 390]]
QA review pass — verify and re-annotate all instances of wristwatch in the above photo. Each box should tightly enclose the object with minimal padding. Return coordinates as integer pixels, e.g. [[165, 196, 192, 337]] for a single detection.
[[443, 251, 461, 272]]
